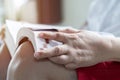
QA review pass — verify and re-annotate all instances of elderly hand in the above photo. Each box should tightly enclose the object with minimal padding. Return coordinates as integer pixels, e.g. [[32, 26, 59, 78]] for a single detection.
[[34, 28, 114, 69]]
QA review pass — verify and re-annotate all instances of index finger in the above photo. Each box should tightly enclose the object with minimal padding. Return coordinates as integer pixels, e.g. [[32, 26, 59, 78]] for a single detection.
[[59, 28, 79, 33], [38, 32, 68, 43]]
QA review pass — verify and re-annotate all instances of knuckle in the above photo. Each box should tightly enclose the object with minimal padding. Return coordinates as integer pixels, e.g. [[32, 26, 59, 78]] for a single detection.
[[68, 34, 78, 40], [56, 32, 66, 41], [65, 28, 75, 32], [59, 55, 68, 63], [77, 51, 86, 57], [77, 30, 86, 38], [73, 52, 83, 63], [78, 33, 84, 39], [65, 28, 71, 31], [54, 46, 60, 54], [56, 32, 61, 38]]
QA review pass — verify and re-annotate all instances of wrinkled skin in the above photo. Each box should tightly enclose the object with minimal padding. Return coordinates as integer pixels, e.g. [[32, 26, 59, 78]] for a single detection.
[[35, 28, 115, 69]]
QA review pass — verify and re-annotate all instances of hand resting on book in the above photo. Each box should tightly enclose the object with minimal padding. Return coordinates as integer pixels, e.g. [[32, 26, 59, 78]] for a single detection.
[[34, 28, 117, 69]]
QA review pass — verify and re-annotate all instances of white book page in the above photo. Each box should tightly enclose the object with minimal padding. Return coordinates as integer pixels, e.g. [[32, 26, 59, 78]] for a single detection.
[[6, 20, 58, 44], [6, 20, 24, 44], [6, 20, 67, 53]]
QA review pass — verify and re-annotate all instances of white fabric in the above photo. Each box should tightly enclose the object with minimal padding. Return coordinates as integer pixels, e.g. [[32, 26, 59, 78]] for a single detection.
[[86, 0, 120, 37]]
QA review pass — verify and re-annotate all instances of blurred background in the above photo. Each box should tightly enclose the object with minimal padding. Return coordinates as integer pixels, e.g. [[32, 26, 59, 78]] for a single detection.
[[0, 0, 92, 28]]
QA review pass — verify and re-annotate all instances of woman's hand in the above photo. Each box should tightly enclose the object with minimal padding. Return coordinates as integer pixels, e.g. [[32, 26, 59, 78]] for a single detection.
[[34, 28, 114, 69]]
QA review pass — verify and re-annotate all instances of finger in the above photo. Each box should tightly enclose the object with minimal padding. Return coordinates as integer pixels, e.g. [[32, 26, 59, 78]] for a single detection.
[[38, 32, 68, 43], [59, 28, 79, 33], [49, 55, 73, 64], [65, 63, 78, 69], [34, 45, 69, 59]]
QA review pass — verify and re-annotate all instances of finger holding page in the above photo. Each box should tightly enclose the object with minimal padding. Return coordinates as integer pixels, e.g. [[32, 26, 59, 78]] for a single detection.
[[38, 32, 69, 43]]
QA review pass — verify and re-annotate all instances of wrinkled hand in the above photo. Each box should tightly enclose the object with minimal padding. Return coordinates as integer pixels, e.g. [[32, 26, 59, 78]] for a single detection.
[[34, 28, 113, 69]]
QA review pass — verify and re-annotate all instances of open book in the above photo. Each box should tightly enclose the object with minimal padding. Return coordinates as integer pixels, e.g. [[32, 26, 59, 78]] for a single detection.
[[5, 20, 64, 57]]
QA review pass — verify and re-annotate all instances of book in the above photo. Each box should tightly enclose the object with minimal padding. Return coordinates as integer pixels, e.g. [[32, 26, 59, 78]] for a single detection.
[[5, 20, 64, 57]]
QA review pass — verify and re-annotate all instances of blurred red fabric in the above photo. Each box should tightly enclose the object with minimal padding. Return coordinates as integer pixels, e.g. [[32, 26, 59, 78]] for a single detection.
[[76, 62, 120, 80]]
